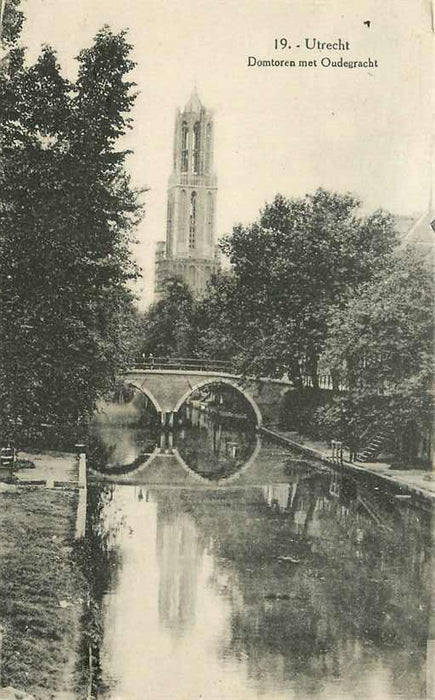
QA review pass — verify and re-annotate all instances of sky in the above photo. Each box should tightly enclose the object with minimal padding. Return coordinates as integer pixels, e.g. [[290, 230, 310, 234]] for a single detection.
[[20, 0, 433, 306]]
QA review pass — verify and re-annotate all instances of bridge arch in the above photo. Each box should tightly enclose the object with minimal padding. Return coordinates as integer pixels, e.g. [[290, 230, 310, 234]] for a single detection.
[[173, 377, 262, 428], [125, 382, 163, 415]]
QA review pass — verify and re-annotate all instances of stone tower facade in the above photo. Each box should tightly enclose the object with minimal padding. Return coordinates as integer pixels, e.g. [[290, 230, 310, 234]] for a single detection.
[[154, 90, 220, 299]]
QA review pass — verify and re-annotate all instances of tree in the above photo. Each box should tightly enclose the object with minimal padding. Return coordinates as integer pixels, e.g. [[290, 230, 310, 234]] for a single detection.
[[0, 0, 24, 49], [317, 249, 434, 462], [0, 27, 143, 439], [137, 277, 198, 359], [195, 271, 245, 361], [206, 189, 398, 384]]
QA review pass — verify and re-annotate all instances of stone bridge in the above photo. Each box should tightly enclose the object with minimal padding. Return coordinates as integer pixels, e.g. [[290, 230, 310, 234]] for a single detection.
[[123, 358, 293, 428]]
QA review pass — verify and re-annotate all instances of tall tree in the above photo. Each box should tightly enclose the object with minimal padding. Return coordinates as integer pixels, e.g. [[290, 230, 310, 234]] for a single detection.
[[206, 189, 398, 384], [137, 277, 198, 359], [194, 271, 243, 361], [317, 249, 434, 461], [0, 27, 143, 438]]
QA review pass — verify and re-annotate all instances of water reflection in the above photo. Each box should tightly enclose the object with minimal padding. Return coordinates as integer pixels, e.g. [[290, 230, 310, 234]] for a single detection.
[[156, 508, 202, 635], [86, 396, 432, 698], [175, 404, 257, 480], [89, 395, 159, 473], [89, 388, 258, 481], [85, 457, 432, 700]]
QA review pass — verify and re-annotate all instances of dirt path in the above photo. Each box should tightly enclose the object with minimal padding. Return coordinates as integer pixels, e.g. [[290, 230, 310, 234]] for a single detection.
[[15, 451, 78, 486]]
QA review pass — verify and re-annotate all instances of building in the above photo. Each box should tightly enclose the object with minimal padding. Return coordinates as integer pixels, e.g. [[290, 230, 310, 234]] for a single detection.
[[154, 90, 220, 299], [399, 209, 435, 272]]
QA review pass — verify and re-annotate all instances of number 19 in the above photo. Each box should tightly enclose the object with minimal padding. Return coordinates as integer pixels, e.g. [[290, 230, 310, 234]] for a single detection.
[[274, 38, 289, 49]]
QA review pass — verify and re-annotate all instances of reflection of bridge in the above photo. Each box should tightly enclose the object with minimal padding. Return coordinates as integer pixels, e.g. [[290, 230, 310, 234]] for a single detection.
[[124, 358, 293, 428], [97, 435, 264, 486]]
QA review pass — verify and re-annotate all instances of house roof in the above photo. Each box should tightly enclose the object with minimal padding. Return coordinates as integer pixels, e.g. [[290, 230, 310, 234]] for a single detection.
[[401, 209, 435, 248]]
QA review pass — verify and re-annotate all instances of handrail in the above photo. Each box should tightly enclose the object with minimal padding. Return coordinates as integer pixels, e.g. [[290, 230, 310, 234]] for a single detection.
[[301, 374, 348, 390], [143, 356, 232, 365], [132, 357, 236, 373], [129, 362, 350, 391]]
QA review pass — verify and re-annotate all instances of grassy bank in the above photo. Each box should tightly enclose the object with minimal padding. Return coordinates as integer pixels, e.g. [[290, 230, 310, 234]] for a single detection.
[[0, 486, 87, 699]]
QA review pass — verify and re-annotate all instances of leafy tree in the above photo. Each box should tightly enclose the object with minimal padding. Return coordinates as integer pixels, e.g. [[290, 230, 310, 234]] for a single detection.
[[317, 249, 434, 462], [195, 271, 244, 361], [205, 189, 397, 384], [0, 0, 24, 49], [137, 277, 198, 359], [0, 27, 143, 439]]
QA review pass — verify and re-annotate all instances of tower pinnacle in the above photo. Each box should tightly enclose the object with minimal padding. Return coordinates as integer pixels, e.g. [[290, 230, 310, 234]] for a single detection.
[[184, 87, 203, 114]]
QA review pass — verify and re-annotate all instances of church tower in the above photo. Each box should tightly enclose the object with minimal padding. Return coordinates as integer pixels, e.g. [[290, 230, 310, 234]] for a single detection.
[[154, 90, 220, 298]]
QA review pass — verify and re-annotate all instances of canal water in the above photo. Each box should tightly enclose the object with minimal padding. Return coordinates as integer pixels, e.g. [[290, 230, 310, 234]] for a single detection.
[[84, 393, 433, 700]]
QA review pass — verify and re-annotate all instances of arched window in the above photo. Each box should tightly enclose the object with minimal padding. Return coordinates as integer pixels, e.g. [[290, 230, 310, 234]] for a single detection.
[[205, 123, 212, 172], [179, 190, 187, 242], [167, 199, 174, 253], [207, 192, 214, 244], [189, 265, 196, 287], [189, 192, 197, 249], [193, 121, 201, 174], [181, 121, 189, 172]]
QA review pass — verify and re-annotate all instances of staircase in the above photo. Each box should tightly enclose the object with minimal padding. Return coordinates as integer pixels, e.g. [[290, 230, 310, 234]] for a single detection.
[[357, 431, 391, 463]]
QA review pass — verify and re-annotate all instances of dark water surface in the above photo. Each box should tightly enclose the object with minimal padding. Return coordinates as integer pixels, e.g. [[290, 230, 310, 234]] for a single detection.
[[86, 402, 433, 700]]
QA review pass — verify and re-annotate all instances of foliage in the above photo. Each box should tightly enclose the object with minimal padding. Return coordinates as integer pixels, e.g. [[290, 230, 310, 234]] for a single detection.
[[0, 26, 143, 440], [0, 0, 24, 48], [194, 270, 250, 361], [137, 276, 199, 358], [200, 189, 397, 382], [316, 249, 434, 460]]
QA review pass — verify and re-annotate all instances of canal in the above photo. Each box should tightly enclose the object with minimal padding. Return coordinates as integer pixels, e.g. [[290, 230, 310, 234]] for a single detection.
[[82, 388, 433, 699]]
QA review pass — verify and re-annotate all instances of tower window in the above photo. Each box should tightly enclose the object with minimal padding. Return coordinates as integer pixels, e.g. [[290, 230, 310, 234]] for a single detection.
[[181, 121, 189, 172], [189, 191, 197, 249], [207, 192, 214, 244], [205, 123, 212, 172], [179, 189, 187, 242], [193, 122, 201, 174], [167, 199, 174, 253]]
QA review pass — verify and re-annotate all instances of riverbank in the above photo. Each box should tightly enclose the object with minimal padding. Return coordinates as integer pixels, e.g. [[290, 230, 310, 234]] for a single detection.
[[261, 426, 435, 505], [0, 453, 87, 699]]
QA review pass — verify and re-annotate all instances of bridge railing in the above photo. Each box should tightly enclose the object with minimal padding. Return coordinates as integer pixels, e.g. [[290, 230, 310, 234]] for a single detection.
[[301, 374, 348, 391], [132, 357, 236, 373]]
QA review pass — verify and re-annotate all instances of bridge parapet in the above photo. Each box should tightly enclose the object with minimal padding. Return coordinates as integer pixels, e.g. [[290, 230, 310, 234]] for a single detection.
[[135, 357, 235, 374]]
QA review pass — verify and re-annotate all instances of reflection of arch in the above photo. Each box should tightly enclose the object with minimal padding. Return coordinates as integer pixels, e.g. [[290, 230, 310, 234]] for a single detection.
[[221, 434, 262, 483], [172, 448, 214, 485], [125, 382, 163, 415], [88, 446, 161, 480], [173, 378, 262, 427], [173, 433, 262, 485]]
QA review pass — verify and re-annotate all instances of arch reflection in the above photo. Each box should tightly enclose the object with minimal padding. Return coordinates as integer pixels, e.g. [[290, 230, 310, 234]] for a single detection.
[[175, 385, 258, 480], [89, 384, 260, 481]]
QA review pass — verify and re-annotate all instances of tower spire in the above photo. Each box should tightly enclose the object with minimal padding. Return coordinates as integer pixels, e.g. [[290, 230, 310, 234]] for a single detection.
[[184, 86, 203, 114]]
